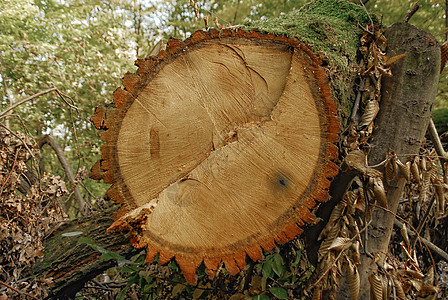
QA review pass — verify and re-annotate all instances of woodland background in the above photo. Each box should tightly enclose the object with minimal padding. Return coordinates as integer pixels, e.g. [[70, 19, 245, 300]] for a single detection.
[[2, 0, 448, 299]]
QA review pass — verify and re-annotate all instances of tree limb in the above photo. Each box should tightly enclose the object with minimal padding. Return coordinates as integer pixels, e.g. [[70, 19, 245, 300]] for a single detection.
[[403, 2, 421, 23], [37, 135, 91, 216], [0, 87, 57, 117]]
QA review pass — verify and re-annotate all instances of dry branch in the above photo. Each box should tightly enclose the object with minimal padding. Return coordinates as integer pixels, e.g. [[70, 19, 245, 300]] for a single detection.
[[403, 3, 421, 23], [394, 219, 448, 262], [0, 87, 57, 117], [38, 135, 91, 216]]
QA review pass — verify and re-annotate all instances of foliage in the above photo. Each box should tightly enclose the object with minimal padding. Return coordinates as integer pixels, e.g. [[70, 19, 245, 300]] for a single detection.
[[0, 0, 164, 213], [75, 238, 315, 300], [0, 127, 67, 299]]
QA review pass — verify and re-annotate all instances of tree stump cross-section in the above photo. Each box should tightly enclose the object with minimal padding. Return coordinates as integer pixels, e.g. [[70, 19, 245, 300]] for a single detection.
[[90, 29, 339, 284]]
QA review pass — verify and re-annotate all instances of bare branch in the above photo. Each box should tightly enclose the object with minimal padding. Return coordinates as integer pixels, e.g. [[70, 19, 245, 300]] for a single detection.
[[37, 135, 91, 216], [0, 87, 57, 117], [394, 219, 448, 262], [427, 118, 448, 174], [403, 3, 421, 23]]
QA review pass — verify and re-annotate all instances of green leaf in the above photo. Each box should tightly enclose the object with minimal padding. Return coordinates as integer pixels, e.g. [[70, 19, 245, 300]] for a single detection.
[[261, 276, 268, 291], [117, 284, 129, 300], [169, 260, 179, 271], [192, 287, 205, 299], [272, 253, 284, 277], [269, 287, 287, 299], [262, 258, 273, 278], [128, 273, 140, 285], [253, 294, 270, 300]]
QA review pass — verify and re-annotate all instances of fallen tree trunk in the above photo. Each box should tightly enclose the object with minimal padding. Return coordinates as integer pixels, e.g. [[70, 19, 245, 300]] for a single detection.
[[89, 0, 371, 284], [32, 209, 134, 300]]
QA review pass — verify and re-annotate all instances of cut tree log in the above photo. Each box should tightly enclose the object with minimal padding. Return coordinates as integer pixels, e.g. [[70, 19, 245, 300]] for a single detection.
[[91, 29, 340, 283]]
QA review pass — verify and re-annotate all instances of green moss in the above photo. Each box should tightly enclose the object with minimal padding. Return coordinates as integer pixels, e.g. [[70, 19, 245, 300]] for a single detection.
[[241, 0, 373, 124]]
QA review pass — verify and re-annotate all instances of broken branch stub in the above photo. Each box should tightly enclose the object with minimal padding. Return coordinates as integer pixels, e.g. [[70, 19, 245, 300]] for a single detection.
[[90, 29, 339, 283]]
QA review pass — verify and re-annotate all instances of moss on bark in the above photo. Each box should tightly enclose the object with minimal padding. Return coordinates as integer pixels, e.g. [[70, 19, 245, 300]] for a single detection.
[[242, 0, 373, 125]]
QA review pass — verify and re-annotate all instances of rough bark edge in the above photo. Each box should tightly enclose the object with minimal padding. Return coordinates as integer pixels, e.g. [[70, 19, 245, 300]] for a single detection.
[[90, 28, 340, 284]]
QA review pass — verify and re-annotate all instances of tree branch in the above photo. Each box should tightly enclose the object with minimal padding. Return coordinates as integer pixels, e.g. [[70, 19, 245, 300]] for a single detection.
[[394, 219, 448, 262], [37, 135, 91, 216], [403, 2, 421, 23], [0, 87, 57, 117]]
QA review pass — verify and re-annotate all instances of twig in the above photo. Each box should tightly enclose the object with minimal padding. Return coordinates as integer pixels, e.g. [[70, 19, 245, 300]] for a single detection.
[[0, 280, 40, 300], [376, 205, 439, 268], [412, 194, 436, 248], [403, 3, 421, 23], [394, 219, 448, 262], [54, 88, 79, 114], [359, 0, 374, 31], [427, 118, 448, 175], [0, 87, 57, 117], [0, 52, 14, 127]]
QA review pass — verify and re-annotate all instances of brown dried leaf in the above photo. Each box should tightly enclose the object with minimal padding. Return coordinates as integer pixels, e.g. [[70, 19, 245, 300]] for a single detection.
[[214, 16, 220, 28], [406, 268, 425, 280], [204, 14, 209, 29], [312, 287, 322, 300], [347, 260, 360, 300], [351, 241, 361, 265], [411, 157, 421, 185], [397, 160, 411, 181], [345, 150, 382, 179], [400, 223, 410, 247], [328, 237, 352, 251], [384, 53, 407, 66], [194, 2, 199, 19], [419, 164, 434, 204], [393, 277, 407, 300], [441, 40, 448, 72], [420, 156, 427, 172], [359, 99, 379, 128], [369, 273, 384, 300], [385, 153, 398, 184], [434, 176, 445, 215], [424, 266, 434, 286], [372, 178, 387, 208], [318, 226, 340, 258]]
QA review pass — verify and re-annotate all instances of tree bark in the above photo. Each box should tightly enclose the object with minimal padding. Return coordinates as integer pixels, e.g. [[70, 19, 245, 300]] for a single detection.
[[33, 209, 134, 300]]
